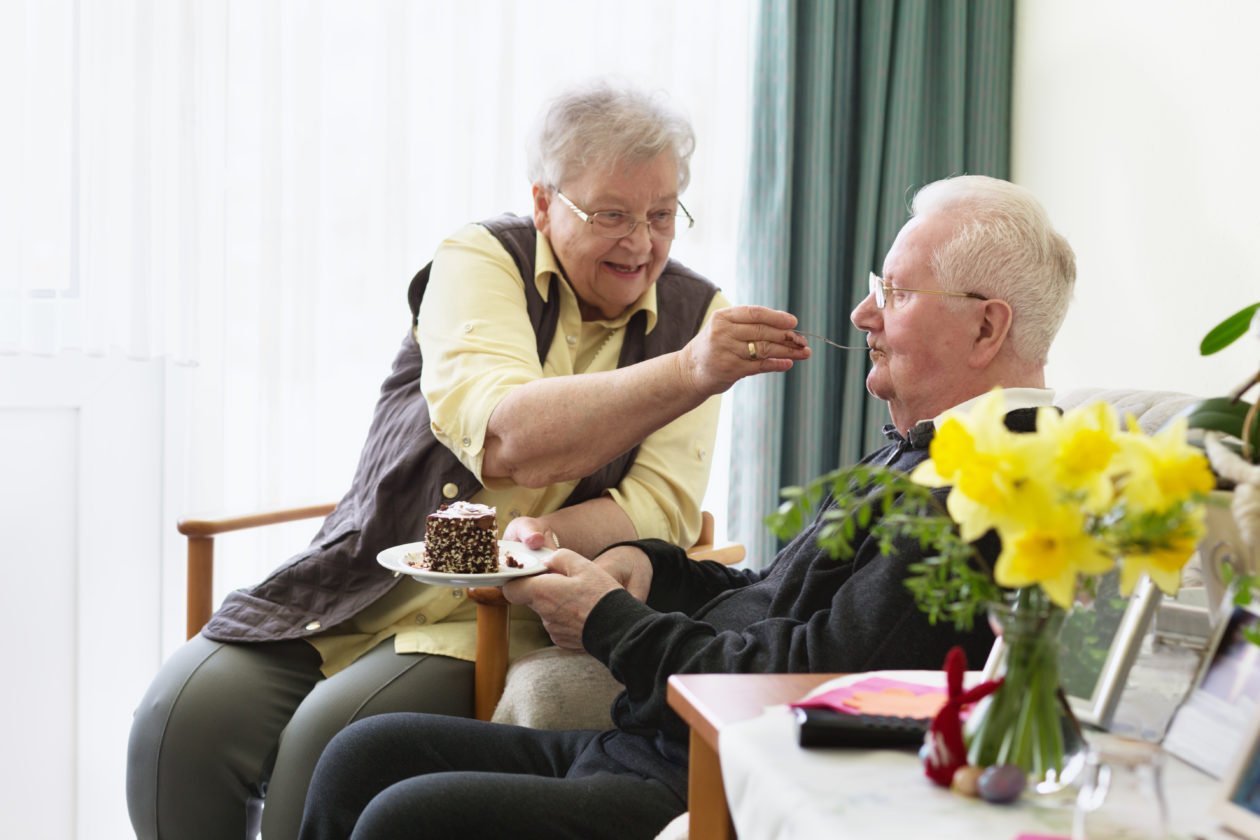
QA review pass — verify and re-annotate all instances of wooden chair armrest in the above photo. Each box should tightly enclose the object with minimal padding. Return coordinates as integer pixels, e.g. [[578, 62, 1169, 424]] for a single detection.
[[181, 502, 337, 640], [685, 510, 745, 566], [686, 543, 746, 565], [468, 588, 511, 721], [177, 503, 338, 538]]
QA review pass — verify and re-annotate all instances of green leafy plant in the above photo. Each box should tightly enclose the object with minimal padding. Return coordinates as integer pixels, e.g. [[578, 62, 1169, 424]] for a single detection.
[[1201, 302, 1260, 356], [1219, 562, 1260, 646], [1185, 301, 1260, 464], [764, 465, 1001, 632], [1184, 301, 1260, 612]]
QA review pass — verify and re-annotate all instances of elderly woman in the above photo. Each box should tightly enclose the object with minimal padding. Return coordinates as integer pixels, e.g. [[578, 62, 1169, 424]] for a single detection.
[[126, 80, 809, 840]]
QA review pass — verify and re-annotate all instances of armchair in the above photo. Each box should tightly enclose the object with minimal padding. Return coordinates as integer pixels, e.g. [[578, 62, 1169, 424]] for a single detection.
[[178, 507, 743, 722]]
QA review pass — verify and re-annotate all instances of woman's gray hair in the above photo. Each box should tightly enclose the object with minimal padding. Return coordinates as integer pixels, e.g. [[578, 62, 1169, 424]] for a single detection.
[[911, 175, 1076, 366], [527, 79, 696, 193]]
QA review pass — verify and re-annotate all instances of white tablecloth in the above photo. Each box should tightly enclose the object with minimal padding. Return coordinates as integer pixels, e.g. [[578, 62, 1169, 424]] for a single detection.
[[719, 702, 1231, 840]]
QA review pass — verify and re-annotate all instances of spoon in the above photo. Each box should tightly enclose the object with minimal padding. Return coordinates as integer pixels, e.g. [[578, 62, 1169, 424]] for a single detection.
[[793, 330, 869, 351]]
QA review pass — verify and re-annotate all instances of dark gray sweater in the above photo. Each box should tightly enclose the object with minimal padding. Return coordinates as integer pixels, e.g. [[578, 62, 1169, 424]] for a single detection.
[[572, 410, 1038, 799]]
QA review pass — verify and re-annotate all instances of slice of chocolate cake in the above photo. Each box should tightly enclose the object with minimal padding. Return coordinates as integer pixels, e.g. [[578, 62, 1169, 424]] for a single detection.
[[422, 501, 498, 574]]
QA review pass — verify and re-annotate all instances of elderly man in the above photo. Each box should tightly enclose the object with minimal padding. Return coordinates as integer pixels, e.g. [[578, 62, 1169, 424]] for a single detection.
[[296, 175, 1077, 840]]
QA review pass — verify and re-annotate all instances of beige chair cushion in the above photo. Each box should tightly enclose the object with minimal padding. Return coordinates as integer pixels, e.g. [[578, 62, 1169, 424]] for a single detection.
[[490, 646, 622, 730], [1054, 387, 1200, 434], [655, 812, 690, 840]]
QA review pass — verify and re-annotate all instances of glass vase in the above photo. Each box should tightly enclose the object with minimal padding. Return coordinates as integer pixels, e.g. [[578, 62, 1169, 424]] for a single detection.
[[965, 587, 1089, 794], [1072, 734, 1168, 839]]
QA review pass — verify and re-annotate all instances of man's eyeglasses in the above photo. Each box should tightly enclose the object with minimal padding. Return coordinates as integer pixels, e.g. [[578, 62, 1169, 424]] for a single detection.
[[555, 190, 694, 240], [868, 272, 987, 309]]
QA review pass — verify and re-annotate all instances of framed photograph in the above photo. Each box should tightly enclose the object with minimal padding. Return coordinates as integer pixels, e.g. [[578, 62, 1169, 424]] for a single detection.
[[1214, 702, 1260, 839], [1058, 573, 1163, 729], [1163, 602, 1260, 778], [981, 572, 1163, 730]]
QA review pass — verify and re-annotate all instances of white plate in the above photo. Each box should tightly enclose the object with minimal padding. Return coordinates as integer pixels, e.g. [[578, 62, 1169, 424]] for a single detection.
[[376, 539, 552, 587]]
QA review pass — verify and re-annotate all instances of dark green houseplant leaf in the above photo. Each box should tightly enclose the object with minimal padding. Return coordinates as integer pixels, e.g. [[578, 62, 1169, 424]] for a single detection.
[[1181, 397, 1260, 463], [1200, 302, 1260, 356]]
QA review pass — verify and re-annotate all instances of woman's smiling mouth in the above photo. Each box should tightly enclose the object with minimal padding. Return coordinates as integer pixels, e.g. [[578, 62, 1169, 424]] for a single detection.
[[604, 261, 645, 277]]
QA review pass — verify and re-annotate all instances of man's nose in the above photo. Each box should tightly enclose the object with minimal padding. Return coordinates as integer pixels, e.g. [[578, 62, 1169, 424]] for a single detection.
[[851, 290, 879, 332]]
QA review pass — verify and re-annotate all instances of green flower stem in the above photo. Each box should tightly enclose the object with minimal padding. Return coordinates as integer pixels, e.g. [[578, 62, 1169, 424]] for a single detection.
[[966, 588, 1082, 791]]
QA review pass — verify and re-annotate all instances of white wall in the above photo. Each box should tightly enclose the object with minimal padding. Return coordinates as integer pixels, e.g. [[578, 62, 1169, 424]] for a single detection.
[[0, 354, 165, 840], [1014, 0, 1259, 399]]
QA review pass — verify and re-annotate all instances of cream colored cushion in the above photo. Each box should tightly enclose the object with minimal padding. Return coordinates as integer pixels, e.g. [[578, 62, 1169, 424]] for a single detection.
[[1054, 387, 1200, 434], [490, 646, 622, 730], [654, 812, 690, 840]]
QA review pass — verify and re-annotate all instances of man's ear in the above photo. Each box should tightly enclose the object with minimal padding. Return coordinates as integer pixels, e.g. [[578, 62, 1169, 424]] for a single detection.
[[532, 183, 551, 236], [971, 298, 1013, 367]]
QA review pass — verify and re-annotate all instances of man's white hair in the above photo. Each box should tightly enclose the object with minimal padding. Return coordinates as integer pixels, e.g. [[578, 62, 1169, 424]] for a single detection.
[[911, 175, 1076, 365]]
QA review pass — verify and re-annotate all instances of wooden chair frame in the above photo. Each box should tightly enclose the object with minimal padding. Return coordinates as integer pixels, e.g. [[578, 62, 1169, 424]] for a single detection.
[[178, 506, 743, 720]]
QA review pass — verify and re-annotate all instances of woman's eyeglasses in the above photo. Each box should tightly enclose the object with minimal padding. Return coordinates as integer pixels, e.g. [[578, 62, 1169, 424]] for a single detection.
[[555, 190, 693, 240]]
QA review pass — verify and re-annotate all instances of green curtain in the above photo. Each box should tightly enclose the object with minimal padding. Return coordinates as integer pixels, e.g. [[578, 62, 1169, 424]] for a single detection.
[[729, 0, 1014, 567]]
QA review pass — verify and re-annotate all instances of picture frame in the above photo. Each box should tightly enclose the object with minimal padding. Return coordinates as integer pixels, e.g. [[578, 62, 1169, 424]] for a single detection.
[[1214, 702, 1260, 839], [980, 572, 1163, 730], [1163, 601, 1260, 779]]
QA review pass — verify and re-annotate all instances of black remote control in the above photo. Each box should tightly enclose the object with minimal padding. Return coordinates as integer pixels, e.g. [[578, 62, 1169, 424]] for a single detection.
[[794, 707, 930, 748]]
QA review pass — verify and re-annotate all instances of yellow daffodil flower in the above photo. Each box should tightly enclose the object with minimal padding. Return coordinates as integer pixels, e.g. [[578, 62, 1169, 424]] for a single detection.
[[1033, 401, 1120, 512], [992, 502, 1116, 609], [1117, 527, 1202, 596], [914, 389, 1209, 609]]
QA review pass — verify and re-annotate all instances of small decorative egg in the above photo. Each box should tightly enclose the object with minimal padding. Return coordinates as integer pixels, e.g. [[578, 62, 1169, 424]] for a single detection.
[[977, 764, 1026, 803], [951, 764, 984, 797]]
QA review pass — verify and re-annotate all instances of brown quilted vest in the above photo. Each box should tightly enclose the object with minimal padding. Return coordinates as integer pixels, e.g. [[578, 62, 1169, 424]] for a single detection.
[[202, 214, 718, 642]]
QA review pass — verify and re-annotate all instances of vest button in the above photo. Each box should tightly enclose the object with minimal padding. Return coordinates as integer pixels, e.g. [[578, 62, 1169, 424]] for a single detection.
[[442, 483, 459, 499], [462, 322, 473, 333], [414, 614, 427, 625], [509, 509, 521, 519], [304, 621, 322, 631], [566, 334, 578, 345], [461, 436, 472, 448]]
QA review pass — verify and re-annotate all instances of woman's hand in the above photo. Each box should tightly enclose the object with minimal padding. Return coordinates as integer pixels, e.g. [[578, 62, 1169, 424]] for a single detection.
[[502, 515, 560, 552], [680, 305, 811, 395]]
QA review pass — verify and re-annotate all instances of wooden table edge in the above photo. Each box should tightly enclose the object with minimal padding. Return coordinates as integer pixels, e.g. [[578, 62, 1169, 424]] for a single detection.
[[666, 673, 848, 840], [667, 672, 847, 746]]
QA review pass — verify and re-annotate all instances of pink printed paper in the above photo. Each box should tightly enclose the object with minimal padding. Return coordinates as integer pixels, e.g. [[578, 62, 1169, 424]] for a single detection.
[[790, 677, 948, 718]]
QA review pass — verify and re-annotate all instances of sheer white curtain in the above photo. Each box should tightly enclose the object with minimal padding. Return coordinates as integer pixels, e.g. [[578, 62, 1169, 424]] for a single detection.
[[2, 0, 752, 649]]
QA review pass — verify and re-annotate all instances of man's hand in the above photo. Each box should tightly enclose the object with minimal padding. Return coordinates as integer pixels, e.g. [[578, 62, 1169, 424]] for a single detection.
[[501, 547, 649, 650]]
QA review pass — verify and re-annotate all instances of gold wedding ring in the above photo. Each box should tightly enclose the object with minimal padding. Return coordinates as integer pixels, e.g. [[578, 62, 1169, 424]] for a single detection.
[[748, 341, 758, 361], [551, 532, 561, 550]]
